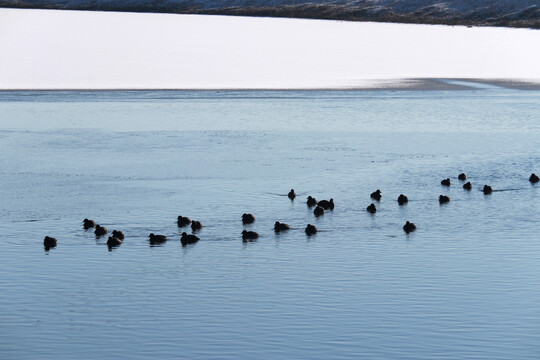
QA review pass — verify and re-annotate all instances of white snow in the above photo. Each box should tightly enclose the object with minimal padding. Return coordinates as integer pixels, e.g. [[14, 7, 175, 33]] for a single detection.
[[1, 8, 540, 89]]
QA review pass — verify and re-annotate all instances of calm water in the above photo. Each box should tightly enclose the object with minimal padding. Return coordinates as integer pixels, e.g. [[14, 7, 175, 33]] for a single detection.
[[1, 86, 539, 359]]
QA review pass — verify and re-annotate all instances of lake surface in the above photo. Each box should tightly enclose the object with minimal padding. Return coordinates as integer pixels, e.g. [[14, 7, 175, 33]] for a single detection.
[[1, 85, 539, 359]]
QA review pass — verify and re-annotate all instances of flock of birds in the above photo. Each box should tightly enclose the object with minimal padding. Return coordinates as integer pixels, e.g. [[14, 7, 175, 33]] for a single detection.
[[42, 173, 539, 251]]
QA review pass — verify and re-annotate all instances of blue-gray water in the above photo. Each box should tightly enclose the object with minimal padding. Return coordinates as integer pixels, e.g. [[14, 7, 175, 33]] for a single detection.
[[1, 86, 539, 359]]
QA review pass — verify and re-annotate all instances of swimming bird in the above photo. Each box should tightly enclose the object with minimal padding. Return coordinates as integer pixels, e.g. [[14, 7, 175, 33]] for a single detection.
[[242, 213, 255, 225], [111, 230, 124, 240], [439, 195, 450, 204], [366, 203, 377, 213], [94, 225, 108, 236], [288, 189, 296, 200], [305, 224, 318, 236], [181, 232, 200, 246], [107, 236, 122, 248], [483, 185, 493, 194], [274, 221, 290, 232], [306, 196, 317, 207], [317, 198, 334, 210], [83, 218, 96, 229], [463, 182, 472, 190], [242, 230, 259, 241], [149, 233, 167, 244], [43, 236, 57, 249], [441, 178, 451, 186], [403, 221, 417, 233], [177, 216, 191, 227], [370, 190, 382, 201], [530, 173, 539, 183], [313, 205, 325, 217], [397, 194, 408, 205], [191, 220, 203, 231], [458, 173, 467, 181]]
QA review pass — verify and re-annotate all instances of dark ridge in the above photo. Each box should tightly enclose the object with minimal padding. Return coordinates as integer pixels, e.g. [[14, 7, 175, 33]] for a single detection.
[[1, 1, 539, 29]]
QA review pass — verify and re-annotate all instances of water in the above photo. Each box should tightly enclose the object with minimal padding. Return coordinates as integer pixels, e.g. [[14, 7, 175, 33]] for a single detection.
[[0, 86, 539, 359]]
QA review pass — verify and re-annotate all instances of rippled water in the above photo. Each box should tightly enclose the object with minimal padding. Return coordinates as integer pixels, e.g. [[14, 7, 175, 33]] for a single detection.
[[1, 86, 539, 359]]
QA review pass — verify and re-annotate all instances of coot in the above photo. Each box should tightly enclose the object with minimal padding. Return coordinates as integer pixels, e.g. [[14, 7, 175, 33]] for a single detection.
[[305, 224, 318, 236], [397, 194, 408, 205], [274, 221, 291, 232], [181, 232, 200, 246]]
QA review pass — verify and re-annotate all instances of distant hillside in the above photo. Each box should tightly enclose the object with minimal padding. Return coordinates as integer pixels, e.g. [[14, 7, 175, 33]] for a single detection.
[[2, 0, 539, 28]]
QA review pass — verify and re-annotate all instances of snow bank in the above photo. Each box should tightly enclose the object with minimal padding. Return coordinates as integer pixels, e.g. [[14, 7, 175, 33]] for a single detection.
[[1, 8, 539, 89]]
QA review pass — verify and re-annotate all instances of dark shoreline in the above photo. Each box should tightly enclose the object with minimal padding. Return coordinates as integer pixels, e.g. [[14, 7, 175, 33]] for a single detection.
[[2, 79, 540, 95], [1, 3, 539, 29]]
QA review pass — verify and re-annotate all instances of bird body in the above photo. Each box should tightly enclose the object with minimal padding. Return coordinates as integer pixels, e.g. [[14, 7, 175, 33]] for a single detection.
[[483, 185, 493, 194], [177, 216, 191, 227], [439, 195, 450, 204], [181, 232, 200, 246], [288, 189, 296, 200], [366, 203, 377, 213], [306, 196, 317, 207], [317, 198, 334, 210], [83, 218, 96, 229], [305, 224, 317, 235], [94, 225, 108, 236], [463, 182, 472, 190], [397, 194, 408, 205], [242, 230, 259, 241], [441, 178, 451, 186], [529, 173, 539, 183], [149, 233, 167, 244], [111, 230, 124, 240], [313, 205, 325, 217], [274, 221, 290, 232], [242, 213, 255, 225], [403, 221, 417, 233], [191, 220, 203, 231], [458, 173, 467, 181], [107, 236, 122, 247], [43, 236, 57, 249], [370, 190, 382, 201]]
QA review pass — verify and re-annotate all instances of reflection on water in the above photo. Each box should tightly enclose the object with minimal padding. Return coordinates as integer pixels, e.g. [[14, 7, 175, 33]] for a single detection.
[[0, 89, 539, 359]]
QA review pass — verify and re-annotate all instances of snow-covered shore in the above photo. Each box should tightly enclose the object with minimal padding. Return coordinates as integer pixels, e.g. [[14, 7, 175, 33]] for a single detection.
[[1, 8, 540, 89]]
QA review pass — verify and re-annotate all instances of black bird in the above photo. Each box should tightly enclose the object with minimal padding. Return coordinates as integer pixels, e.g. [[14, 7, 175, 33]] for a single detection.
[[83, 218, 96, 229], [306, 196, 317, 207], [403, 221, 417, 233], [274, 221, 290, 232], [317, 198, 334, 210], [366, 203, 377, 213], [313, 205, 325, 217], [111, 230, 124, 240], [463, 182, 472, 190], [305, 224, 318, 236], [242, 213, 255, 225], [107, 236, 122, 248], [439, 195, 450, 204], [397, 194, 408, 205], [191, 220, 203, 231], [483, 185, 493, 194], [177, 216, 191, 227], [530, 173, 539, 183], [370, 190, 382, 201], [242, 230, 259, 241], [149, 233, 167, 244], [181, 232, 200, 246], [94, 225, 108, 236], [458, 173, 467, 181], [441, 178, 451, 186], [43, 236, 57, 249], [288, 189, 296, 200]]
